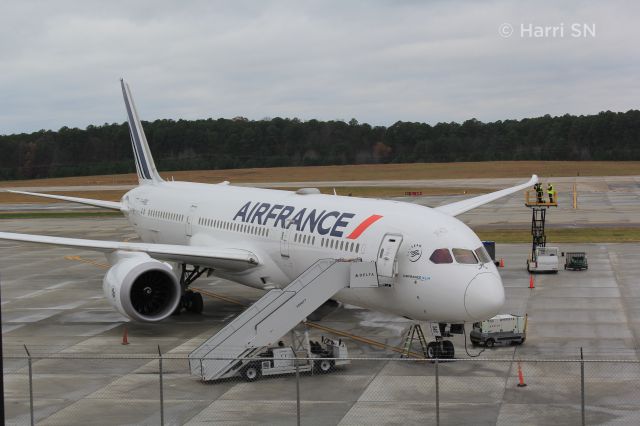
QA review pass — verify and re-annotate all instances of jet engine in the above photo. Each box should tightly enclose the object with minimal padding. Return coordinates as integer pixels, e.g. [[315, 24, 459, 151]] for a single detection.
[[103, 251, 181, 322]]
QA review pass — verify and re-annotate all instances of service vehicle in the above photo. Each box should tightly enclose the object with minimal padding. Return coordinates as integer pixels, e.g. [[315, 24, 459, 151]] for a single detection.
[[564, 252, 588, 271], [226, 336, 349, 382], [470, 314, 527, 347], [527, 246, 559, 273]]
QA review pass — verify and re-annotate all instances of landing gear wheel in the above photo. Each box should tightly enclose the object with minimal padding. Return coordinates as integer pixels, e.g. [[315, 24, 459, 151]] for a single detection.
[[315, 359, 334, 374], [242, 365, 261, 382], [183, 291, 204, 314], [442, 340, 455, 359], [427, 342, 441, 359], [190, 292, 204, 314], [486, 338, 495, 348]]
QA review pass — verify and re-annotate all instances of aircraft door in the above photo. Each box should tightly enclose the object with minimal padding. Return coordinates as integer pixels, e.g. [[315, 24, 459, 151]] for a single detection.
[[376, 234, 403, 278], [186, 204, 197, 237], [280, 224, 292, 257]]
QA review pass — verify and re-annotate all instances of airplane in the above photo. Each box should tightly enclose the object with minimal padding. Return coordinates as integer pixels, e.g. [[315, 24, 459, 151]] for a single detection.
[[0, 80, 537, 358]]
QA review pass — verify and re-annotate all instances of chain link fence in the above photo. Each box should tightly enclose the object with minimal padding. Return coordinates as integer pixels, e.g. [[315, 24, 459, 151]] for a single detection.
[[3, 352, 640, 425]]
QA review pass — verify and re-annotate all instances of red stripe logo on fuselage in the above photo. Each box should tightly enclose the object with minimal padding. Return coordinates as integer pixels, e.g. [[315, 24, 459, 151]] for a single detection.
[[347, 214, 383, 239]]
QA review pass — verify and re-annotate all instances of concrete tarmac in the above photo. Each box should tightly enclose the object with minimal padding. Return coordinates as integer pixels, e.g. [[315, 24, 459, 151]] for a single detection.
[[2, 183, 640, 424]]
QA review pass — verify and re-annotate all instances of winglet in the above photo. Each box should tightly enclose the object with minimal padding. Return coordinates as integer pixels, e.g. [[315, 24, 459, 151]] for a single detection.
[[120, 79, 163, 184]]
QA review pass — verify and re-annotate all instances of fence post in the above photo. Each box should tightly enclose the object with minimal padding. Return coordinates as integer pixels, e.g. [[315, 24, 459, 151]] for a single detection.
[[435, 357, 440, 426], [158, 345, 164, 426], [24, 345, 34, 426], [295, 359, 301, 426], [580, 347, 585, 426]]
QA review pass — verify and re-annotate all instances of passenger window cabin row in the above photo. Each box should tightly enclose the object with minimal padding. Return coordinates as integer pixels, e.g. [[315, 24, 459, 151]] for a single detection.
[[144, 209, 184, 222], [144, 210, 358, 252], [198, 217, 270, 238], [293, 232, 360, 254]]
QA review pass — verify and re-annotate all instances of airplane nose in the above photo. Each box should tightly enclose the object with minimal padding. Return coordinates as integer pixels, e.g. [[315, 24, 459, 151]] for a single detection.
[[464, 272, 505, 320]]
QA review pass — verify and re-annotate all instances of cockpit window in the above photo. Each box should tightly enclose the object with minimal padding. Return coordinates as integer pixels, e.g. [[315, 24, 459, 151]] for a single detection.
[[429, 248, 453, 264], [452, 248, 478, 264], [475, 246, 492, 264]]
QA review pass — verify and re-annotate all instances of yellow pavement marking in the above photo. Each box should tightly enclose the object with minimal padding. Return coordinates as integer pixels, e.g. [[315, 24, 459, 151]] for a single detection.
[[64, 255, 109, 269]]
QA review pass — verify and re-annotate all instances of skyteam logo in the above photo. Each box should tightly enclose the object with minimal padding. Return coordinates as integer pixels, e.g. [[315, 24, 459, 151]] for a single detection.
[[408, 243, 423, 262], [233, 201, 383, 239]]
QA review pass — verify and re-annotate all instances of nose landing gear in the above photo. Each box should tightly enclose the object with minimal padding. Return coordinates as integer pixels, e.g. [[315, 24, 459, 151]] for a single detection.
[[426, 323, 459, 359], [426, 338, 455, 359], [401, 323, 457, 359]]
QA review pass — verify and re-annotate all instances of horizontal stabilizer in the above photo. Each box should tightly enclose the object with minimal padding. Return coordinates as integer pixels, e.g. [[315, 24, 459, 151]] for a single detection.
[[7, 190, 123, 211]]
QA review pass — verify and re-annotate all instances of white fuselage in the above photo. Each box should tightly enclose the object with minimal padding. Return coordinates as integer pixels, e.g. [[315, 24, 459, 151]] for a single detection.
[[122, 181, 505, 323]]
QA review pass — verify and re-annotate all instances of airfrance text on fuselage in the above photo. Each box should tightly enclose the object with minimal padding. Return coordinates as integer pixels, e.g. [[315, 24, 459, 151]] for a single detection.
[[233, 201, 354, 237]]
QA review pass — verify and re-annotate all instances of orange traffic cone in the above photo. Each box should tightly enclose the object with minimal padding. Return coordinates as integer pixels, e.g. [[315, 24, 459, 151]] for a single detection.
[[122, 326, 130, 345], [529, 275, 535, 289], [499, 258, 505, 268], [517, 361, 527, 387]]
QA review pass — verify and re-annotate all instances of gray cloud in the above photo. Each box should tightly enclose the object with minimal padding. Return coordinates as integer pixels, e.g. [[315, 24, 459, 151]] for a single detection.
[[1, 0, 639, 134]]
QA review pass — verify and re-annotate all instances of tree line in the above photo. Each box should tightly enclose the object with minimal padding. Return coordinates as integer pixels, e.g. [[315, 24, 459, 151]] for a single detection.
[[0, 110, 639, 180]]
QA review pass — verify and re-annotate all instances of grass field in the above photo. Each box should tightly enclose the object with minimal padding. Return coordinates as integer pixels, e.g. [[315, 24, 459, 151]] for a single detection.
[[475, 227, 640, 243], [0, 161, 638, 188]]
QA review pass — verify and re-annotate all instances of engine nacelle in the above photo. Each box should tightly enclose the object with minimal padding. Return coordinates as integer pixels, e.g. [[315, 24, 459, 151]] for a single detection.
[[103, 252, 181, 322]]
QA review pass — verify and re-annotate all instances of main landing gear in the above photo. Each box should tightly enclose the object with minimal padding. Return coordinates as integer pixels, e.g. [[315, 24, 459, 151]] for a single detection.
[[173, 263, 211, 315]]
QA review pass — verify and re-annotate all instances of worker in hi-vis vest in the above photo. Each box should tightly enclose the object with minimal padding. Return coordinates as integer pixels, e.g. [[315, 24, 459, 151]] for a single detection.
[[547, 183, 554, 203], [534, 182, 544, 203]]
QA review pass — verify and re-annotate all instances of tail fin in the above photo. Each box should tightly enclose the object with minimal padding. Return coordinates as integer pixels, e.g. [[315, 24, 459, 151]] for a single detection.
[[120, 79, 163, 184]]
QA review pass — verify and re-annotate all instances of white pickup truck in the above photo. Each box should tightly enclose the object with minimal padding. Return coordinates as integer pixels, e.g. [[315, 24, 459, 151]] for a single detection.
[[527, 246, 559, 273]]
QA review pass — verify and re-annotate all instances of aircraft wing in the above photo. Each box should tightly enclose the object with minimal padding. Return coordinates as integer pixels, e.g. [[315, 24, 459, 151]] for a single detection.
[[7, 190, 123, 211], [435, 175, 538, 217], [0, 232, 259, 271]]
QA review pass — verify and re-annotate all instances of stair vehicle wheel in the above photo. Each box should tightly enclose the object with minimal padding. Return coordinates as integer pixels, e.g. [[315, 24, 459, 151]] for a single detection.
[[442, 340, 455, 359], [315, 359, 334, 374], [242, 364, 261, 382], [486, 338, 495, 348]]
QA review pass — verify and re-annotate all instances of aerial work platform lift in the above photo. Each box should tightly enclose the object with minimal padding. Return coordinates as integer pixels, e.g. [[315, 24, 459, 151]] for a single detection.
[[524, 187, 559, 273]]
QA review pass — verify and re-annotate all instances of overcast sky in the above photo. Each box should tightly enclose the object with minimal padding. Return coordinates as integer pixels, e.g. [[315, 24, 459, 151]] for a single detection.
[[1, 0, 639, 134]]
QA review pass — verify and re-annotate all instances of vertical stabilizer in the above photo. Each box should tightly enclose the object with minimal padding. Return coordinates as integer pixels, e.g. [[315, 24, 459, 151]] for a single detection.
[[120, 79, 163, 184]]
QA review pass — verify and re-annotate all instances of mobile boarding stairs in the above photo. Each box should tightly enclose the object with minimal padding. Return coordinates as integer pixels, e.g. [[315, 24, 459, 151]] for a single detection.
[[189, 258, 381, 381]]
